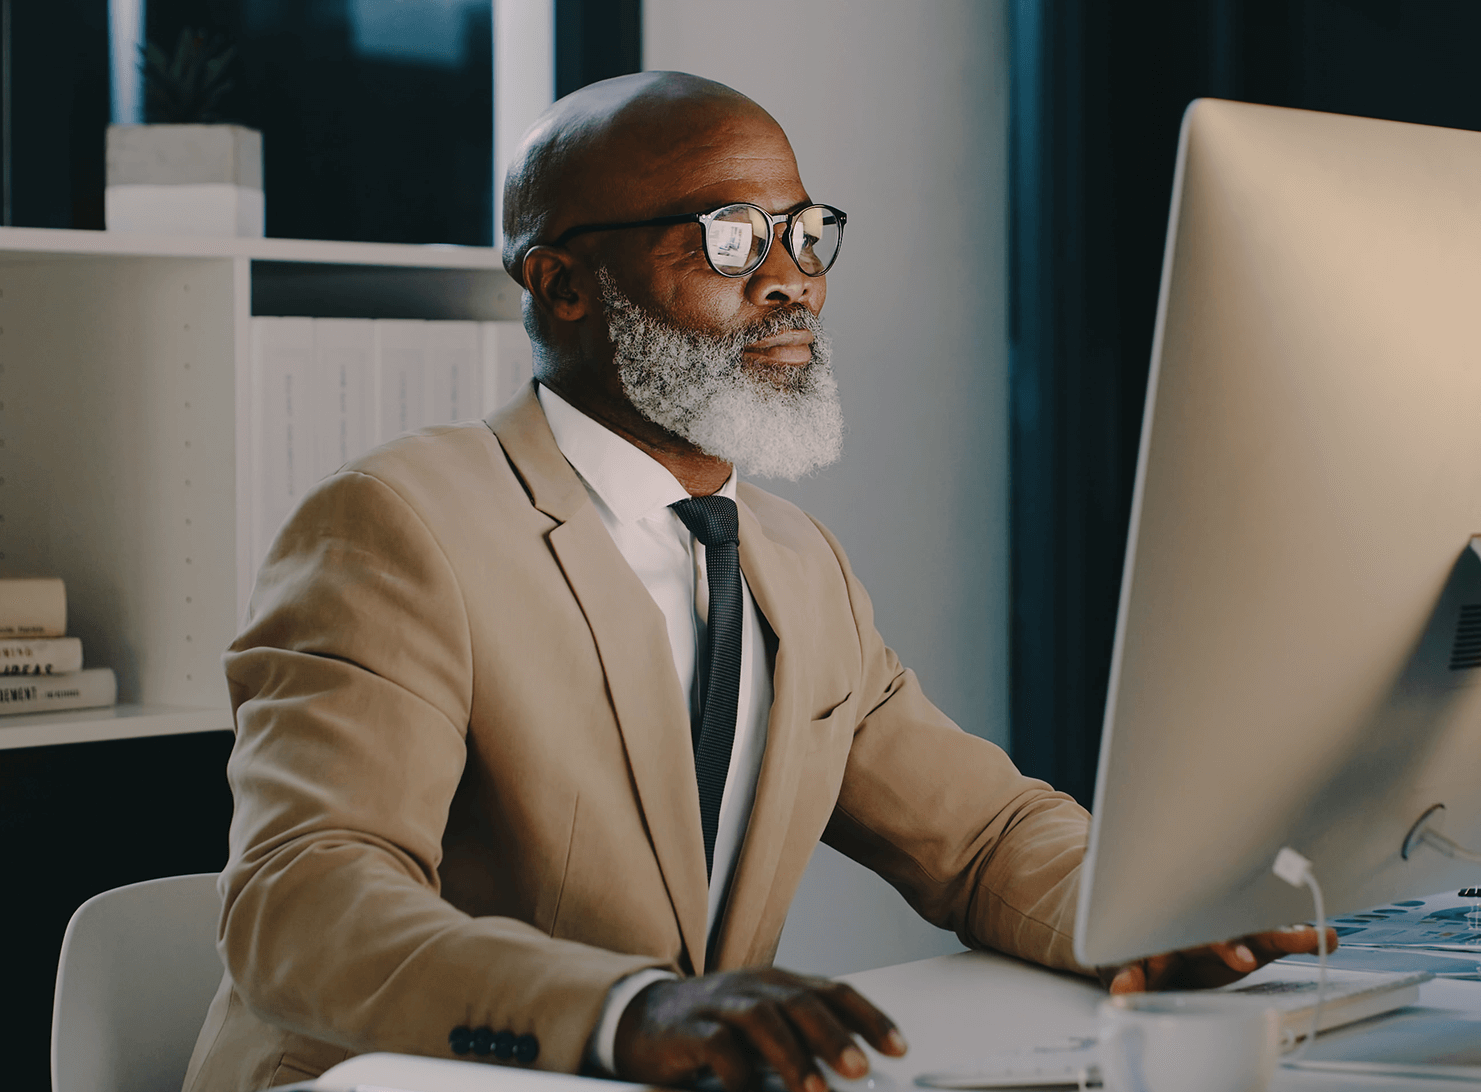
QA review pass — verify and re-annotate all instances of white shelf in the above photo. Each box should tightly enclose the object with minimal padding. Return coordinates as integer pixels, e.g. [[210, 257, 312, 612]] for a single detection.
[[0, 225, 507, 269], [0, 227, 515, 748], [0, 703, 232, 750]]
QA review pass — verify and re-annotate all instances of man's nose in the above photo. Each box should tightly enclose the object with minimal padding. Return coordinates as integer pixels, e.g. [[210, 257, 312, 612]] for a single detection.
[[746, 222, 813, 307]]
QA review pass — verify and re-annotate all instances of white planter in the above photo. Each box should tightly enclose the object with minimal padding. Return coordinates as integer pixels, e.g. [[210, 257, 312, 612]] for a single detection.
[[106, 124, 265, 237]]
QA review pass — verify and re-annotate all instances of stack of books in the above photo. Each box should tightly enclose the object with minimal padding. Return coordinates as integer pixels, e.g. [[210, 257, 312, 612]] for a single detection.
[[0, 578, 117, 716]]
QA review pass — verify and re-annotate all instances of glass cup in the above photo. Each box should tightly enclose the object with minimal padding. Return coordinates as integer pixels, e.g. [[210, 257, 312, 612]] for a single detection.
[[1098, 993, 1281, 1092]]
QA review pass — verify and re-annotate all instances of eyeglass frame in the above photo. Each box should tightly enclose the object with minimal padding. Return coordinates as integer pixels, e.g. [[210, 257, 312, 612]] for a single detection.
[[548, 202, 848, 278]]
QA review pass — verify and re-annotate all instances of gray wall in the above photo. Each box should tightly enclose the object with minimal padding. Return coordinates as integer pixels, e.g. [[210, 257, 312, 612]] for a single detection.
[[645, 0, 1012, 975]]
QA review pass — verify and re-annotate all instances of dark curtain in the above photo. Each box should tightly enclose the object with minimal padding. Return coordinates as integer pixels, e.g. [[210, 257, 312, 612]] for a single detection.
[[1009, 0, 1481, 807], [556, 0, 641, 100], [0, 0, 110, 228]]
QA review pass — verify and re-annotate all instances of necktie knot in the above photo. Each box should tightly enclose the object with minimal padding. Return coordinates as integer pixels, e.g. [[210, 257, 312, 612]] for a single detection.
[[670, 495, 739, 548]]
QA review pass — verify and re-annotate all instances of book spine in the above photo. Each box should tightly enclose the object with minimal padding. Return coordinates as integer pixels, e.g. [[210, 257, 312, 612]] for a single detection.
[[311, 318, 377, 478], [480, 321, 533, 414], [424, 321, 483, 425], [480, 320, 501, 416], [374, 320, 428, 444], [0, 636, 84, 674], [0, 577, 67, 637], [0, 667, 116, 716], [251, 317, 316, 576]]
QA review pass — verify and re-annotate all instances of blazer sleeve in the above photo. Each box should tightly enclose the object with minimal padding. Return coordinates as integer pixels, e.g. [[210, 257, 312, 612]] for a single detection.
[[219, 469, 673, 1073], [808, 519, 1096, 977]]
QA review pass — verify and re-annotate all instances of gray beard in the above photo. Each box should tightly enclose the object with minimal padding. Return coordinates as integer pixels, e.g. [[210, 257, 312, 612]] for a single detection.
[[596, 268, 845, 481]]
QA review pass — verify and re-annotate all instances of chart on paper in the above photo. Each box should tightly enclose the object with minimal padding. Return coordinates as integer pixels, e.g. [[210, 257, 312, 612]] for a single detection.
[[1329, 889, 1481, 949]]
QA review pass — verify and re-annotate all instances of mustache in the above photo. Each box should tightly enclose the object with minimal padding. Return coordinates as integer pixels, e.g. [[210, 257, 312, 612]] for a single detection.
[[727, 304, 826, 348], [593, 266, 827, 357]]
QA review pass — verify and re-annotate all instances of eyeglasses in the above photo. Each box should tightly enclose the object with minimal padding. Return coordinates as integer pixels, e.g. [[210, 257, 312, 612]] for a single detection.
[[550, 202, 847, 278]]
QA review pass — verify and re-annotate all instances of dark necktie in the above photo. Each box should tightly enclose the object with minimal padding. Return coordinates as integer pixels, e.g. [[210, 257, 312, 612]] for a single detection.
[[670, 495, 742, 879]]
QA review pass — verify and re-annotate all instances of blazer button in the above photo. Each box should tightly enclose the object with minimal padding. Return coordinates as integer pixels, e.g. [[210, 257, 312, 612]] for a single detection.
[[492, 1030, 516, 1060], [471, 1027, 495, 1056], [514, 1033, 540, 1065], [448, 1026, 473, 1055]]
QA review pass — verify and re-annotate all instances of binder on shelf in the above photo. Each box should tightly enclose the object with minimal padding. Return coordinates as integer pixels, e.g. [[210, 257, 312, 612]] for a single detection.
[[245, 318, 534, 583], [0, 666, 117, 716], [374, 319, 428, 445], [0, 636, 84, 675], [0, 577, 67, 638], [311, 318, 376, 480], [480, 320, 534, 415], [424, 321, 483, 426], [251, 317, 315, 572]]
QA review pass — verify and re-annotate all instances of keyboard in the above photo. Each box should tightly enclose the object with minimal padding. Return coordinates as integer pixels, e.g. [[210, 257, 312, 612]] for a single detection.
[[905, 970, 1433, 1091], [1216, 966, 1432, 1040]]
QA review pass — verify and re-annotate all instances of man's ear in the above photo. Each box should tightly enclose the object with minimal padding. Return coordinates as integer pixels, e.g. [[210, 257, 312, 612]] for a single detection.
[[523, 246, 592, 324]]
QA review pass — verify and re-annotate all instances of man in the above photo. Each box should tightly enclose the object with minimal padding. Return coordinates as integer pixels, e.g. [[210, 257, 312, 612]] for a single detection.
[[184, 72, 1328, 1092]]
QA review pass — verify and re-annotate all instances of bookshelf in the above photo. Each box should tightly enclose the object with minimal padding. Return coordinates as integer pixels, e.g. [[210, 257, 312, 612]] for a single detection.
[[0, 226, 520, 750]]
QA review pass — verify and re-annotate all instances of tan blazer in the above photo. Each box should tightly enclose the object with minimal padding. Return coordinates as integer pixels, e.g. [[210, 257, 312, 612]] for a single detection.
[[183, 386, 1091, 1092]]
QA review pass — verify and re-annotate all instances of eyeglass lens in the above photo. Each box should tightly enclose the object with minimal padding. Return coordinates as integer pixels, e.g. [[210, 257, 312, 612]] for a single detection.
[[703, 204, 842, 276]]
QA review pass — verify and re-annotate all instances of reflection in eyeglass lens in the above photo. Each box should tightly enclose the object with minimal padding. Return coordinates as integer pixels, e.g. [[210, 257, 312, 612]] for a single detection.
[[793, 206, 841, 275], [704, 203, 841, 276], [707, 219, 754, 268], [706, 205, 769, 273]]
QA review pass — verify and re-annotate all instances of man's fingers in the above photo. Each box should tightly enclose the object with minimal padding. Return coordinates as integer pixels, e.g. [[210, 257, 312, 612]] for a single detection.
[[694, 1019, 760, 1092], [1098, 926, 1344, 999], [1246, 926, 1340, 963], [728, 999, 827, 1092], [1139, 954, 1173, 991], [1209, 939, 1258, 973], [782, 991, 869, 1079], [612, 968, 905, 1092], [1107, 961, 1147, 994], [817, 981, 908, 1056]]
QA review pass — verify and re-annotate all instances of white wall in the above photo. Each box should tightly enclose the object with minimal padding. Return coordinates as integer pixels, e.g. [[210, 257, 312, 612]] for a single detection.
[[493, 0, 556, 245], [646, 0, 1012, 976]]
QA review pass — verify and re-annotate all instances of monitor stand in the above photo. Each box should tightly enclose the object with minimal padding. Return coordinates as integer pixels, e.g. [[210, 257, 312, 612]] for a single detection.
[[1403, 803, 1481, 865]]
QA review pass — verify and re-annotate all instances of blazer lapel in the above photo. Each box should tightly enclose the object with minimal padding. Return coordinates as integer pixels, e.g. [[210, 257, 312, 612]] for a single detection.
[[710, 497, 815, 969], [489, 387, 710, 972]]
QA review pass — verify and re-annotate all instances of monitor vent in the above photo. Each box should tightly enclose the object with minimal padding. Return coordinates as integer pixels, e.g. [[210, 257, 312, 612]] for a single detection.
[[1449, 605, 1481, 670]]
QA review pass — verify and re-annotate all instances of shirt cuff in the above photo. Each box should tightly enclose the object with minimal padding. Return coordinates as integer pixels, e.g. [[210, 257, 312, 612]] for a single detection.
[[586, 967, 678, 1076]]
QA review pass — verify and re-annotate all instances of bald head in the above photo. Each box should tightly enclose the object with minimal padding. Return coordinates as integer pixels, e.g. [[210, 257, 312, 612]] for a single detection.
[[501, 72, 789, 284]]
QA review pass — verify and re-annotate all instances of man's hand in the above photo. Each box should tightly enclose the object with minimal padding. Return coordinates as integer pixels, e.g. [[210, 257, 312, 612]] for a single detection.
[[613, 967, 908, 1092], [1098, 925, 1340, 994]]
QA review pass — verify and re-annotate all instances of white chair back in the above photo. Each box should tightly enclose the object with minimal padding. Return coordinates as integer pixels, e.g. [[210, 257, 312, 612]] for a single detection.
[[51, 873, 224, 1092]]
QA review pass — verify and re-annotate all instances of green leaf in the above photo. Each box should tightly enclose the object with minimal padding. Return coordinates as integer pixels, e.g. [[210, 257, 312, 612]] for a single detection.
[[140, 26, 240, 124]]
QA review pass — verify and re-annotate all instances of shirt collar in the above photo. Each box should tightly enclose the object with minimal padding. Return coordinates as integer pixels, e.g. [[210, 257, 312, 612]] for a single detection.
[[537, 382, 737, 524]]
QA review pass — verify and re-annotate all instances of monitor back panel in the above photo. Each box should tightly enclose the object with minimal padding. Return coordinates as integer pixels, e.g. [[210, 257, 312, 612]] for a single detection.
[[1075, 99, 1481, 968]]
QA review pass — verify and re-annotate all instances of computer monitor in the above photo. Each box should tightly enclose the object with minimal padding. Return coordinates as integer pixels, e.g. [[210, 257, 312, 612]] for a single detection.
[[1074, 98, 1481, 969]]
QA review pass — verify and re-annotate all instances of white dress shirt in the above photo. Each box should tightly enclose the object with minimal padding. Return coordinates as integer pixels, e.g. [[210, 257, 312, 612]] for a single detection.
[[536, 385, 775, 1071]]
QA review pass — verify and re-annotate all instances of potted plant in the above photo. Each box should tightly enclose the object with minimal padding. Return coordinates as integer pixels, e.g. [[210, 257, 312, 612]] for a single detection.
[[105, 29, 264, 237]]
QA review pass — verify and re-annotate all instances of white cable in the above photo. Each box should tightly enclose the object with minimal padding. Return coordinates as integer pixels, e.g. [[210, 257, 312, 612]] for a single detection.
[[1271, 847, 1327, 1061], [1270, 846, 1481, 1084]]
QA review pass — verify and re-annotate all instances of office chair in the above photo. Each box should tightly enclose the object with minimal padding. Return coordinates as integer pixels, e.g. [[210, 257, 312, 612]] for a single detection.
[[51, 873, 224, 1092]]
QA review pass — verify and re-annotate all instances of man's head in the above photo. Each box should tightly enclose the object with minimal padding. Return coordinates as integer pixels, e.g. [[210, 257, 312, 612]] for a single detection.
[[505, 71, 843, 482]]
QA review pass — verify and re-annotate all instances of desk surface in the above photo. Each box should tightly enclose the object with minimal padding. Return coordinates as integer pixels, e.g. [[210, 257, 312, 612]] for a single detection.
[[311, 950, 1481, 1091], [841, 949, 1481, 1091]]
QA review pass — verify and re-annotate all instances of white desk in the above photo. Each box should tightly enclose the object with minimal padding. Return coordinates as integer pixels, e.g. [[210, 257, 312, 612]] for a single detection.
[[841, 950, 1481, 1091], [312, 951, 1481, 1091]]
